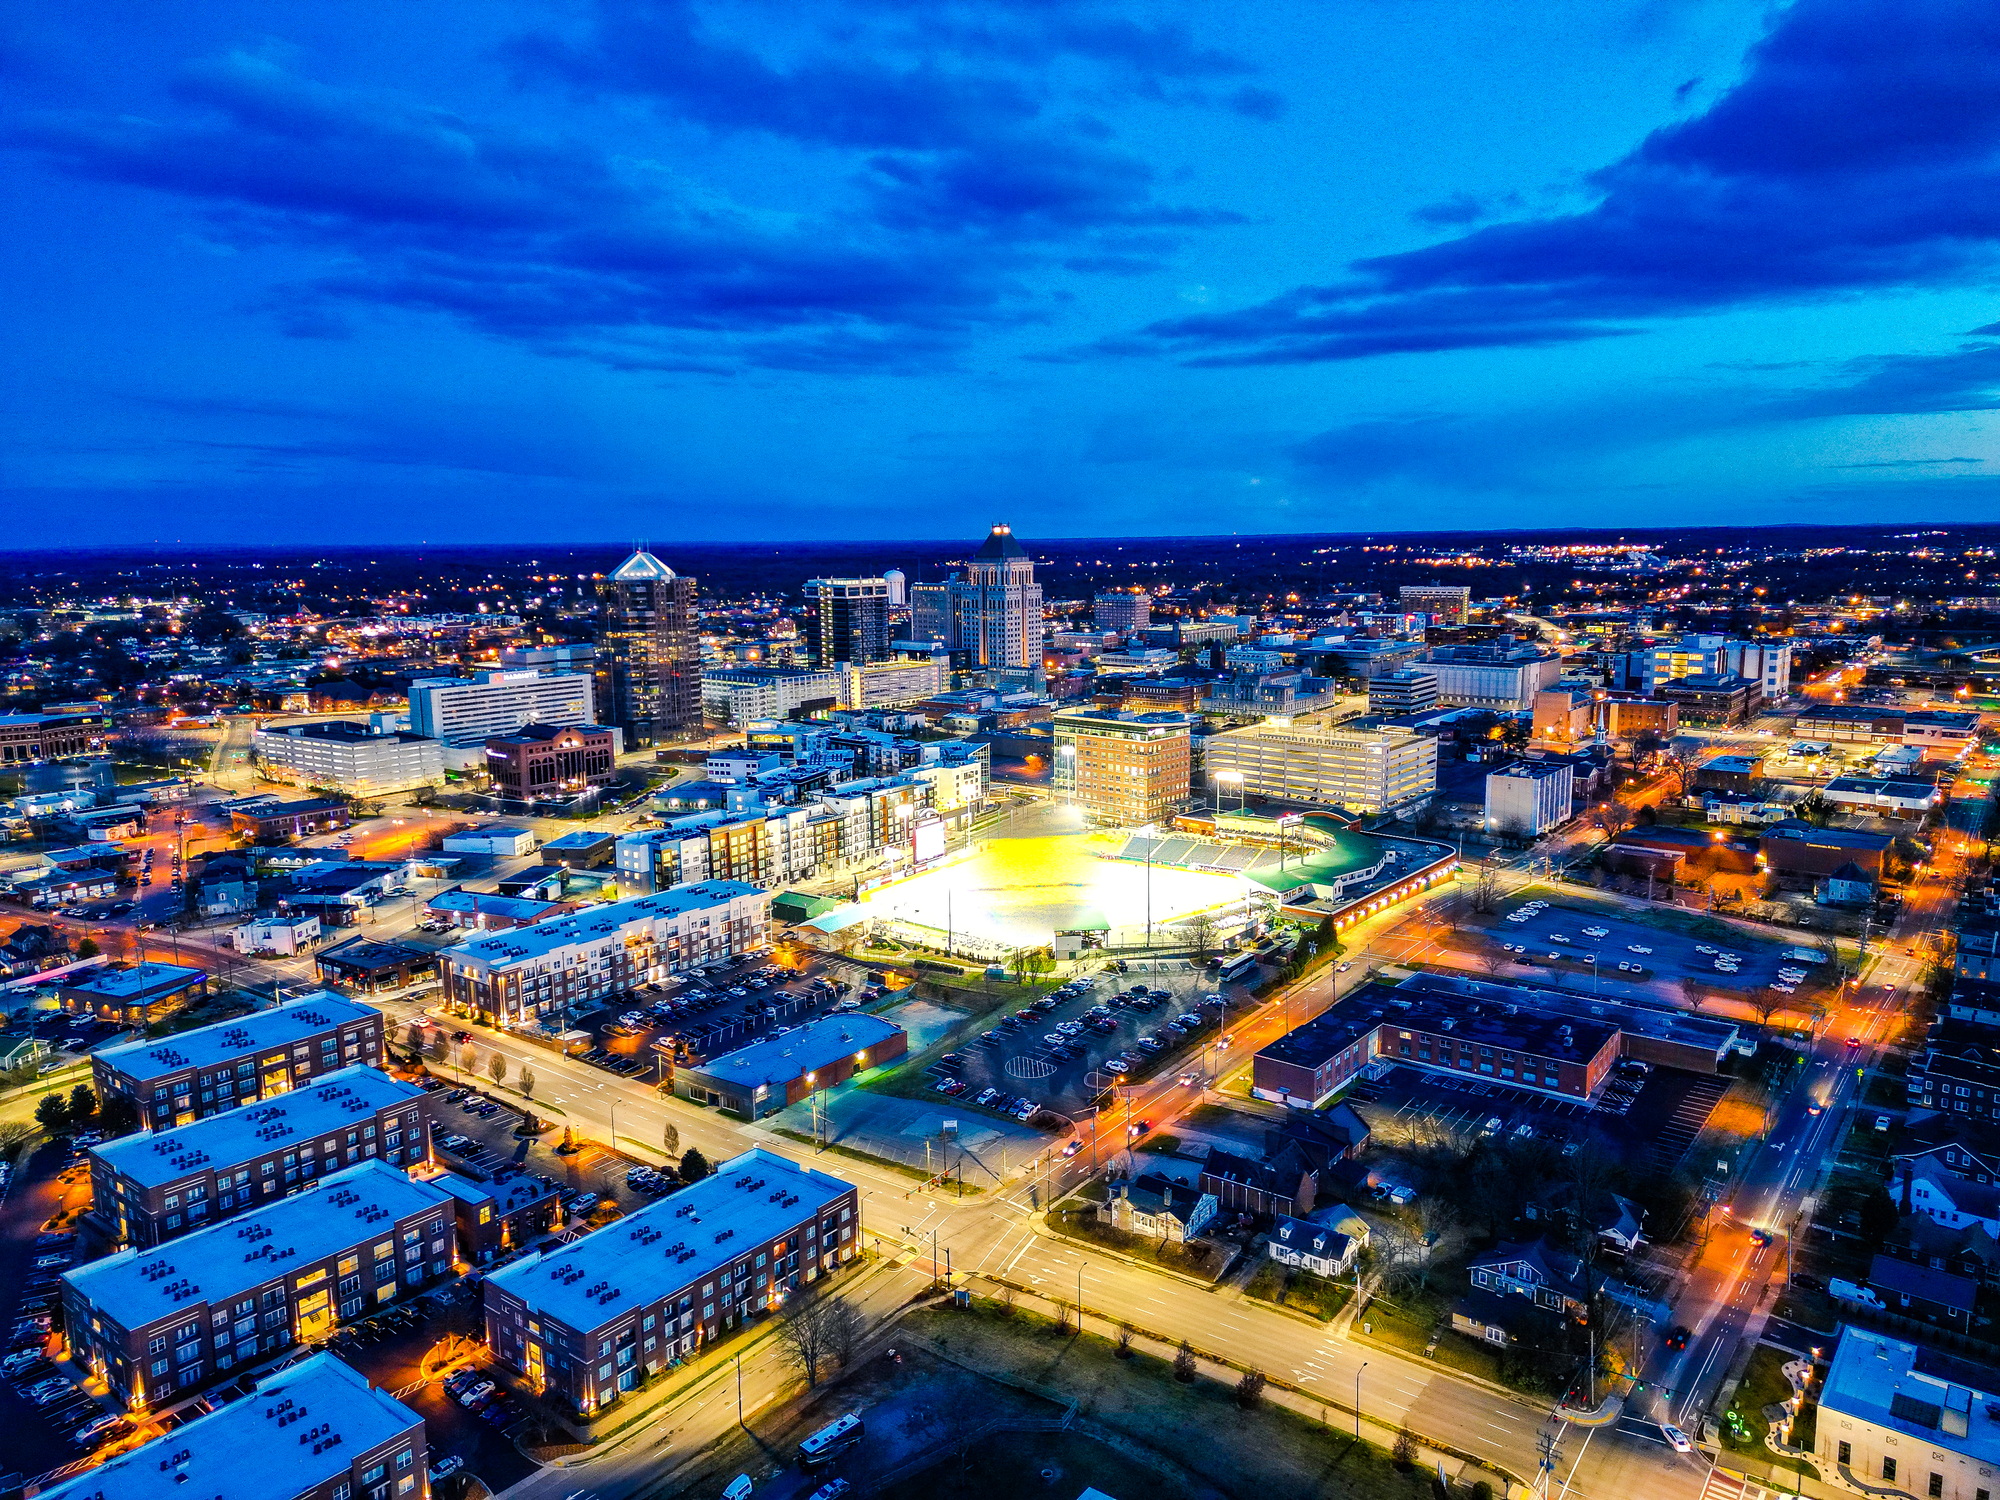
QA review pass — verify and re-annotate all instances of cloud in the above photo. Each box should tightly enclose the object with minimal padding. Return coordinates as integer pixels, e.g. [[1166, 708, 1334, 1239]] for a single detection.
[[11, 5, 1270, 374], [1773, 338, 2000, 417], [1113, 0, 2000, 366], [511, 0, 1254, 244]]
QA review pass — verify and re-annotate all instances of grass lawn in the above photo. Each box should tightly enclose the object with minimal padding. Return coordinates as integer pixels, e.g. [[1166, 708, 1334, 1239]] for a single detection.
[[1355, 1294, 1504, 1387], [1720, 1344, 1821, 1479], [1245, 1259, 1355, 1321], [906, 1303, 1443, 1500]]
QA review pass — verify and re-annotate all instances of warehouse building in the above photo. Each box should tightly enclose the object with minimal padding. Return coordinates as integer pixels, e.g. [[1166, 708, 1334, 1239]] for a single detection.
[[674, 1013, 907, 1119], [483, 1148, 858, 1417]]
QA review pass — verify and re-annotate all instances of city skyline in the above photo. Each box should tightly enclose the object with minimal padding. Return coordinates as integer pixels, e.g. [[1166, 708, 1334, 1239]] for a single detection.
[[9, 0, 2000, 543]]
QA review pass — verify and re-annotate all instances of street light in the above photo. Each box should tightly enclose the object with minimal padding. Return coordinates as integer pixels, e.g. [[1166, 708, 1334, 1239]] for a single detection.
[[1355, 1361, 1367, 1440]]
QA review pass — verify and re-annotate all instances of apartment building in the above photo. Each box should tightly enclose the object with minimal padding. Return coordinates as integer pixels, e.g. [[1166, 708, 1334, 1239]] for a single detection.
[[252, 721, 445, 797], [63, 1160, 455, 1409], [435, 882, 768, 1027], [1052, 708, 1191, 825], [35, 1352, 429, 1500], [406, 668, 597, 746], [94, 994, 385, 1131], [614, 774, 934, 892], [483, 1148, 858, 1417], [806, 577, 892, 666], [1204, 721, 1437, 815], [88, 1065, 431, 1249]]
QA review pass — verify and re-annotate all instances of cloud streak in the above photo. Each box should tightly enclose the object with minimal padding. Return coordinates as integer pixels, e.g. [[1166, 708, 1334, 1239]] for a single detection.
[[1113, 0, 2000, 366]]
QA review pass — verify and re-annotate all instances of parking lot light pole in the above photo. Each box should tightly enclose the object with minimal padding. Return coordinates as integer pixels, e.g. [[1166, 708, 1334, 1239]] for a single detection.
[[608, 1100, 619, 1151]]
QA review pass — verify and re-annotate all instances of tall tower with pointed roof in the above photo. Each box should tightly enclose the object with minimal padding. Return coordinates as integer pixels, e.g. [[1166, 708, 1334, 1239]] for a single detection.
[[597, 547, 699, 745], [950, 523, 1043, 672]]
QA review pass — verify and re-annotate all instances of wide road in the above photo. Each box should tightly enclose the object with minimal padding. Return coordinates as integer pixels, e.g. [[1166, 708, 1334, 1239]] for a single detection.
[[329, 925, 1701, 1498]]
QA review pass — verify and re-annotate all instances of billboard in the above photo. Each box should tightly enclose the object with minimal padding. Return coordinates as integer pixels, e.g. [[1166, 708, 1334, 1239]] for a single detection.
[[913, 818, 947, 864]]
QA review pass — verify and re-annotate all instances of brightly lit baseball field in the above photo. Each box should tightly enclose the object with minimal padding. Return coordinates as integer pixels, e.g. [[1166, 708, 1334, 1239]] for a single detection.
[[857, 825, 1248, 950]]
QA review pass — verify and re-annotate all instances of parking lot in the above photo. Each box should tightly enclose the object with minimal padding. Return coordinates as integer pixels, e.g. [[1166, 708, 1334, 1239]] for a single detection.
[[555, 952, 869, 1087], [1485, 898, 1825, 1003], [927, 960, 1264, 1119], [322, 1280, 538, 1494], [417, 1077, 668, 1220], [1350, 1057, 1733, 1177], [0, 1138, 128, 1486]]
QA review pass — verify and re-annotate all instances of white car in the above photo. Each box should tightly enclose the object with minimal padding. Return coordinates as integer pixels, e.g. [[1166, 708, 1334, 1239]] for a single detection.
[[1628, 944, 1653, 954], [1583, 926, 1609, 938], [1696, 945, 1717, 955], [1660, 1424, 1693, 1454]]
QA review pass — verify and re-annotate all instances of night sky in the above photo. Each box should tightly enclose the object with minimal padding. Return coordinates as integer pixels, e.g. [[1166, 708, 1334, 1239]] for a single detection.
[[8, 0, 2000, 546]]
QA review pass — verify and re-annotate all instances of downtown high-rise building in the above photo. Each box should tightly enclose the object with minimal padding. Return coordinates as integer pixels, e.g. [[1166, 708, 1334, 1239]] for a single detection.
[[806, 577, 893, 666], [597, 548, 699, 746]]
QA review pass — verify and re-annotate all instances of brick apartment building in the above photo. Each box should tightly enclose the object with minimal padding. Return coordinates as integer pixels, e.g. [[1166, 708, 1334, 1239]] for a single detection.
[[483, 1149, 858, 1417], [92, 993, 386, 1131], [63, 1159, 455, 1410], [34, 1352, 430, 1500], [88, 1065, 431, 1249]]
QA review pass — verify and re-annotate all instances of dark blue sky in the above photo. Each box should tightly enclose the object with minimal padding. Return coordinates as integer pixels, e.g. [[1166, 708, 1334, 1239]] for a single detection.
[[8, 0, 2000, 545]]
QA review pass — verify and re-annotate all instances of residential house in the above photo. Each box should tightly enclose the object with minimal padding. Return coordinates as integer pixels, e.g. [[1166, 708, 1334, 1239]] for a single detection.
[[1522, 1184, 1646, 1259], [1868, 1253, 1977, 1334], [1099, 1173, 1218, 1243], [1465, 1238, 1591, 1319], [1266, 1203, 1370, 1278]]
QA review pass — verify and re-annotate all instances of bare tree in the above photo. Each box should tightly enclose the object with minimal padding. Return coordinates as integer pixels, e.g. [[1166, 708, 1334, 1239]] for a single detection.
[[661, 1120, 680, 1160], [1182, 910, 1218, 961], [488, 1053, 508, 1087], [1470, 862, 1501, 915], [518, 1067, 535, 1099], [776, 1293, 862, 1388]]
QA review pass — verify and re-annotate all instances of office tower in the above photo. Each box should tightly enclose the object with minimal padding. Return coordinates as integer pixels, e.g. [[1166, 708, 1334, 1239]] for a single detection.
[[907, 583, 951, 645], [951, 523, 1043, 670], [1053, 708, 1191, 825], [598, 547, 699, 747], [1093, 589, 1152, 636], [806, 577, 892, 666]]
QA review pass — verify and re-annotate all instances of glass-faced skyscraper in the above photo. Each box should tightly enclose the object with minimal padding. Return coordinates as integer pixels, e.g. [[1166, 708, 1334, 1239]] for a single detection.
[[598, 548, 699, 746]]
